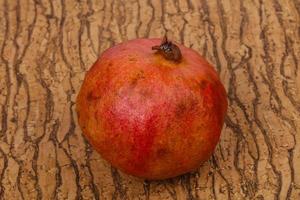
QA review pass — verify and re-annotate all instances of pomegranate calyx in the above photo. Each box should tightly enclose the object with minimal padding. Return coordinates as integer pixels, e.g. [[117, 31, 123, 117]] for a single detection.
[[152, 36, 182, 62]]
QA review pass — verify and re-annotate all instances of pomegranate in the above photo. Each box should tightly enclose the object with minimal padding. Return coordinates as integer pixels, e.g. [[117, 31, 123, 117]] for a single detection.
[[76, 37, 227, 180]]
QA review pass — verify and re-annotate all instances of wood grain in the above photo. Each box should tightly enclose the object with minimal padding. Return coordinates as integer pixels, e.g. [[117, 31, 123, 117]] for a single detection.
[[0, 0, 299, 199]]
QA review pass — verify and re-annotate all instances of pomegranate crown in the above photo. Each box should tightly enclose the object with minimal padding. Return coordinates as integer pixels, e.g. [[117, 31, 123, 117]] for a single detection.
[[152, 36, 182, 62]]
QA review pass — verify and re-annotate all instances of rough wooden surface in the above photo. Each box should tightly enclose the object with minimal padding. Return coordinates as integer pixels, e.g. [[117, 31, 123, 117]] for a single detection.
[[0, 0, 299, 199]]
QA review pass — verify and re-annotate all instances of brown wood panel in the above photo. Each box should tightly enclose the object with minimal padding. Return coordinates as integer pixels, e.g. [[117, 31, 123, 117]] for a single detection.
[[0, 0, 299, 199]]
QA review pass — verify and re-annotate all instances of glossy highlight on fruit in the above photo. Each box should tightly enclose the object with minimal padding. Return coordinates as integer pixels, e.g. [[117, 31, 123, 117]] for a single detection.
[[76, 38, 228, 180]]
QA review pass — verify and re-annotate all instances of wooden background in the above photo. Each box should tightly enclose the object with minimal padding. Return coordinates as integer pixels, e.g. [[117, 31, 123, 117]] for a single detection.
[[0, 0, 299, 199]]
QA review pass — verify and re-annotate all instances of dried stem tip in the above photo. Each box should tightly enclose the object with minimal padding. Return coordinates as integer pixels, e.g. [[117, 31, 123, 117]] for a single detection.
[[152, 36, 182, 62]]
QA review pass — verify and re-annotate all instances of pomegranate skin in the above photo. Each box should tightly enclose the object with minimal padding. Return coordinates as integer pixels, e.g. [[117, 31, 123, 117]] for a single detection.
[[76, 38, 227, 180]]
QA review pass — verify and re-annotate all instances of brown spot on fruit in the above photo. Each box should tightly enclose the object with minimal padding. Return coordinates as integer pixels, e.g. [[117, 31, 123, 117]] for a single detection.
[[128, 57, 137, 62], [131, 78, 139, 87], [87, 91, 93, 101], [175, 97, 199, 118], [199, 80, 208, 89], [130, 71, 145, 87], [87, 91, 101, 101], [175, 102, 187, 118], [157, 148, 168, 157]]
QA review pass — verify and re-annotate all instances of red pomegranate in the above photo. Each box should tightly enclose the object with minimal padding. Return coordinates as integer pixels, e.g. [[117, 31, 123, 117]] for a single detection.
[[76, 37, 227, 180]]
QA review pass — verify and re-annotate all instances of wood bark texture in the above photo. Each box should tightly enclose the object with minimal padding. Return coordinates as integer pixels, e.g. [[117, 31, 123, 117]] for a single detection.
[[0, 0, 300, 199]]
